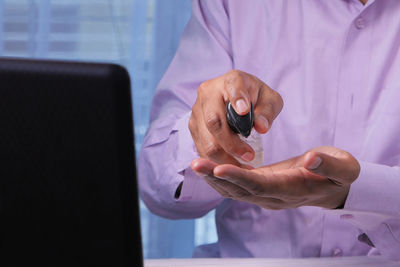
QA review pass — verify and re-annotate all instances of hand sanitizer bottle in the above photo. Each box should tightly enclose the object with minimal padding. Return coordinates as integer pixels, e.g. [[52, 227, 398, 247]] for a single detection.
[[226, 102, 264, 168]]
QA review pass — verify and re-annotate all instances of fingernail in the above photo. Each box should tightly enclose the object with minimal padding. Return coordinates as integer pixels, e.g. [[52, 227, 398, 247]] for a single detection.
[[241, 152, 254, 162], [257, 115, 269, 130], [236, 99, 248, 114], [307, 156, 322, 170]]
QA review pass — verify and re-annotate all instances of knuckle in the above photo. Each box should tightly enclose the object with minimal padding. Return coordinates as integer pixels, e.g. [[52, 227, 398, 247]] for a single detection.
[[188, 115, 196, 132], [273, 90, 284, 108], [341, 151, 353, 160], [257, 93, 283, 120], [259, 102, 275, 118], [225, 70, 250, 100], [261, 87, 283, 113], [303, 150, 314, 158], [197, 81, 209, 95], [269, 91, 284, 115], [339, 150, 360, 181], [205, 112, 223, 134], [225, 69, 242, 80], [204, 143, 223, 159], [353, 161, 361, 180]]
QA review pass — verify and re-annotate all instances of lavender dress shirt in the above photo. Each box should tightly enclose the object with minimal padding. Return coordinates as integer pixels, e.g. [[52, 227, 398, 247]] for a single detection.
[[138, 0, 400, 260]]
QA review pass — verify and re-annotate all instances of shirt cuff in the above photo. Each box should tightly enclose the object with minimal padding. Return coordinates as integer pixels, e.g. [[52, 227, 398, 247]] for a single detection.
[[328, 161, 400, 260], [344, 161, 400, 215], [329, 209, 400, 260], [172, 112, 223, 209]]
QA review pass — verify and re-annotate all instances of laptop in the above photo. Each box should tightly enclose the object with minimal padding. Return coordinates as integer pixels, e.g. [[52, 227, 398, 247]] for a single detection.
[[0, 58, 143, 266]]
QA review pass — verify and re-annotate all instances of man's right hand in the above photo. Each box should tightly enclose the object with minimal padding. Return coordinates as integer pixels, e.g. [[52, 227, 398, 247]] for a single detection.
[[189, 70, 283, 165]]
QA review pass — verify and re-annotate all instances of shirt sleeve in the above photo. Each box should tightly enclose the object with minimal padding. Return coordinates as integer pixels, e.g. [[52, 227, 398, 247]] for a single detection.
[[138, 0, 232, 219], [331, 161, 400, 260]]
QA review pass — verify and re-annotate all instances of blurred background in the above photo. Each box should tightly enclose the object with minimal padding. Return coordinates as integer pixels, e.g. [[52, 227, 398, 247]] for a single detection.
[[0, 0, 217, 258]]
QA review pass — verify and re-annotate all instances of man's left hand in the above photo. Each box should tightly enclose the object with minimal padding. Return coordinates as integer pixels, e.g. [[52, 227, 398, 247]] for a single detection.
[[191, 146, 360, 209]]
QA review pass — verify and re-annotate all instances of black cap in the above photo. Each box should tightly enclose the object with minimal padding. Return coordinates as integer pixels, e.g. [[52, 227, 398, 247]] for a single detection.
[[226, 102, 254, 138]]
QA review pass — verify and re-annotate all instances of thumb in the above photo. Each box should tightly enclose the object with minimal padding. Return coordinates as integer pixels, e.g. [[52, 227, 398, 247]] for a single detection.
[[303, 150, 360, 185]]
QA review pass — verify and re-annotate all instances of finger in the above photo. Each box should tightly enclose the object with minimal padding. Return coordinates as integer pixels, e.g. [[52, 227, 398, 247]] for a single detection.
[[190, 158, 232, 197], [191, 158, 248, 199], [191, 99, 249, 164], [199, 133, 245, 165], [253, 84, 283, 134], [204, 176, 252, 199], [303, 150, 360, 185], [213, 164, 311, 198], [214, 163, 331, 199], [200, 89, 254, 162], [210, 180, 289, 209], [191, 156, 252, 174], [224, 70, 253, 115], [261, 155, 303, 171], [213, 164, 275, 197], [191, 158, 218, 176], [206, 183, 288, 210]]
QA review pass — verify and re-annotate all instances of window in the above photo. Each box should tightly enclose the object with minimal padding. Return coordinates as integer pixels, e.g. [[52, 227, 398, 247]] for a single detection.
[[0, 0, 217, 258]]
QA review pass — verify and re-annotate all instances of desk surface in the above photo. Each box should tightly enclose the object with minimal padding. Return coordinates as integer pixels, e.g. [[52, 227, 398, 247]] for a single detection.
[[144, 256, 399, 267]]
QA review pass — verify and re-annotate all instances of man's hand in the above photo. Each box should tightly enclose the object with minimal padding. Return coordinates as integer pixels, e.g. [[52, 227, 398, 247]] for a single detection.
[[189, 70, 283, 165], [191, 146, 360, 209]]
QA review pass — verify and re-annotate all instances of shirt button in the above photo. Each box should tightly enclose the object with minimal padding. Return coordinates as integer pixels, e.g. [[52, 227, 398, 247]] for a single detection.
[[332, 248, 343, 257], [355, 17, 365, 29]]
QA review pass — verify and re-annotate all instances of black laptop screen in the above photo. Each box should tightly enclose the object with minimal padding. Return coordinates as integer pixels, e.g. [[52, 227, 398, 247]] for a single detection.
[[0, 58, 143, 267]]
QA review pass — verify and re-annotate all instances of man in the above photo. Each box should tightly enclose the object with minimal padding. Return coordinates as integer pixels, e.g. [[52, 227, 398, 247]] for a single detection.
[[138, 0, 400, 259]]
